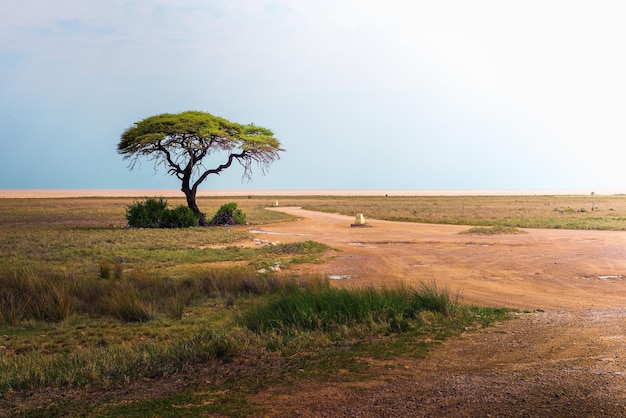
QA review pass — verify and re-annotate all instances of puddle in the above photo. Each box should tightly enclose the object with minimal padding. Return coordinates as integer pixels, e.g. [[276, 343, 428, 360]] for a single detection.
[[582, 275, 625, 280], [350, 241, 414, 246], [374, 241, 414, 245], [328, 274, 353, 280], [598, 275, 625, 280], [347, 242, 378, 248], [250, 229, 312, 236]]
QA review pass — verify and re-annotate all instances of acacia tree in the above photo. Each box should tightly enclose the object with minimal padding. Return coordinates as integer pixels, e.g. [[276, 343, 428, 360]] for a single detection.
[[118, 111, 283, 226]]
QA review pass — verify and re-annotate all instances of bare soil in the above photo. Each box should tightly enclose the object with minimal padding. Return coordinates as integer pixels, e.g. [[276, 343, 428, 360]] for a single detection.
[[249, 207, 626, 417]]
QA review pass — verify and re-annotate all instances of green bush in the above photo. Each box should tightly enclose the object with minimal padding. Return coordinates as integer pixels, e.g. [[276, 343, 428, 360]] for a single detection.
[[166, 204, 199, 228], [209, 202, 247, 226], [126, 197, 168, 228], [126, 198, 198, 228]]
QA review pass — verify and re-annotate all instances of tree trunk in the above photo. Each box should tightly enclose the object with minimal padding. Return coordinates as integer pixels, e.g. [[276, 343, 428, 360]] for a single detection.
[[182, 184, 207, 226]]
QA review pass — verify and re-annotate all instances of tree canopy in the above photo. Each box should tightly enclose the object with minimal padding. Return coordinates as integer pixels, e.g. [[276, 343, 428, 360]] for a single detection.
[[118, 111, 283, 225]]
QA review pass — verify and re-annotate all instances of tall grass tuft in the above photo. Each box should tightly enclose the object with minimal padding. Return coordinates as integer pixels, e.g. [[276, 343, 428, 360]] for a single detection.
[[189, 265, 299, 297], [413, 280, 460, 316], [0, 267, 73, 324], [113, 260, 123, 279], [99, 260, 111, 279], [102, 283, 153, 322], [241, 281, 461, 335], [164, 288, 191, 320], [72, 276, 110, 317], [0, 290, 26, 326]]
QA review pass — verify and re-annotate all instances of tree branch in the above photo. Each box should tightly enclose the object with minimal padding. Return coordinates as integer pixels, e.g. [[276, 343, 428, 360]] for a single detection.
[[157, 143, 184, 180], [192, 151, 246, 191]]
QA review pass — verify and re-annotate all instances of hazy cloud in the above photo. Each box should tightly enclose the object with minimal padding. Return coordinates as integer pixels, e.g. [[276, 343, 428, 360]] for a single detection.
[[2, 0, 626, 190]]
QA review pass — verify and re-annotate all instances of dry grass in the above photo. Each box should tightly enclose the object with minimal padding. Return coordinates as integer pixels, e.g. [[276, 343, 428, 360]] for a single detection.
[[0, 196, 292, 228], [0, 197, 294, 277], [274, 194, 626, 230], [5, 194, 625, 231]]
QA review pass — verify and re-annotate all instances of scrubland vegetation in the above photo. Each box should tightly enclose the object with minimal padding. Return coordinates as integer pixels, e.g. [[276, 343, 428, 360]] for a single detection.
[[5, 194, 617, 415]]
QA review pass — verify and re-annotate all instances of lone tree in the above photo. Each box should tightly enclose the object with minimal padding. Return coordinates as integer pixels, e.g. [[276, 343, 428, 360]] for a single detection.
[[118, 111, 283, 225]]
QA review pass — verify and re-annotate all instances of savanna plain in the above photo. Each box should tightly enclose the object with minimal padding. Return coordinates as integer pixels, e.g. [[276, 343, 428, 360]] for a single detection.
[[2, 194, 626, 416]]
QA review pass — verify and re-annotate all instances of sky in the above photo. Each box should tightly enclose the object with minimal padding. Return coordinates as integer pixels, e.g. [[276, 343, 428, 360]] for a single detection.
[[1, 0, 626, 192]]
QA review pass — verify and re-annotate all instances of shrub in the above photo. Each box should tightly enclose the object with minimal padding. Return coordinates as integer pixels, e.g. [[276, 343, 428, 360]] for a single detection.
[[165, 205, 198, 228], [209, 202, 247, 226], [126, 198, 198, 228], [126, 197, 169, 228]]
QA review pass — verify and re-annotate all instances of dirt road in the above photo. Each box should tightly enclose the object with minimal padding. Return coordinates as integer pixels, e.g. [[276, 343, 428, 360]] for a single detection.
[[251, 207, 626, 416]]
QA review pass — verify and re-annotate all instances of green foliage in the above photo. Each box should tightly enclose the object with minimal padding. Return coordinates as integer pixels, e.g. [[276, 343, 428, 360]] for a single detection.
[[126, 198, 198, 228], [240, 281, 462, 335], [118, 111, 282, 161], [209, 202, 247, 226], [126, 197, 168, 228], [167, 204, 200, 228]]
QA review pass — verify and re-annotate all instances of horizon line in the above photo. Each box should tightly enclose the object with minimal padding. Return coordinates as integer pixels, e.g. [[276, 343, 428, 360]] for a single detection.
[[0, 188, 617, 198]]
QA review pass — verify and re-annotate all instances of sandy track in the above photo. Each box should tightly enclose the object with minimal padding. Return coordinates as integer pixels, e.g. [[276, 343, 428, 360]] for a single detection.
[[250, 207, 626, 416], [259, 207, 626, 311]]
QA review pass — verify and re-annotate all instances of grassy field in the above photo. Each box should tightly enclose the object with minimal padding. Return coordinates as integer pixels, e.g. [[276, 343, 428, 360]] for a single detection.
[[285, 194, 626, 230], [3, 193, 621, 415]]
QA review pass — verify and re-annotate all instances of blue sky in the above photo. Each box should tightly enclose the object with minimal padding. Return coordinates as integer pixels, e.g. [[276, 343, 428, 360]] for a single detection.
[[2, 0, 626, 192]]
